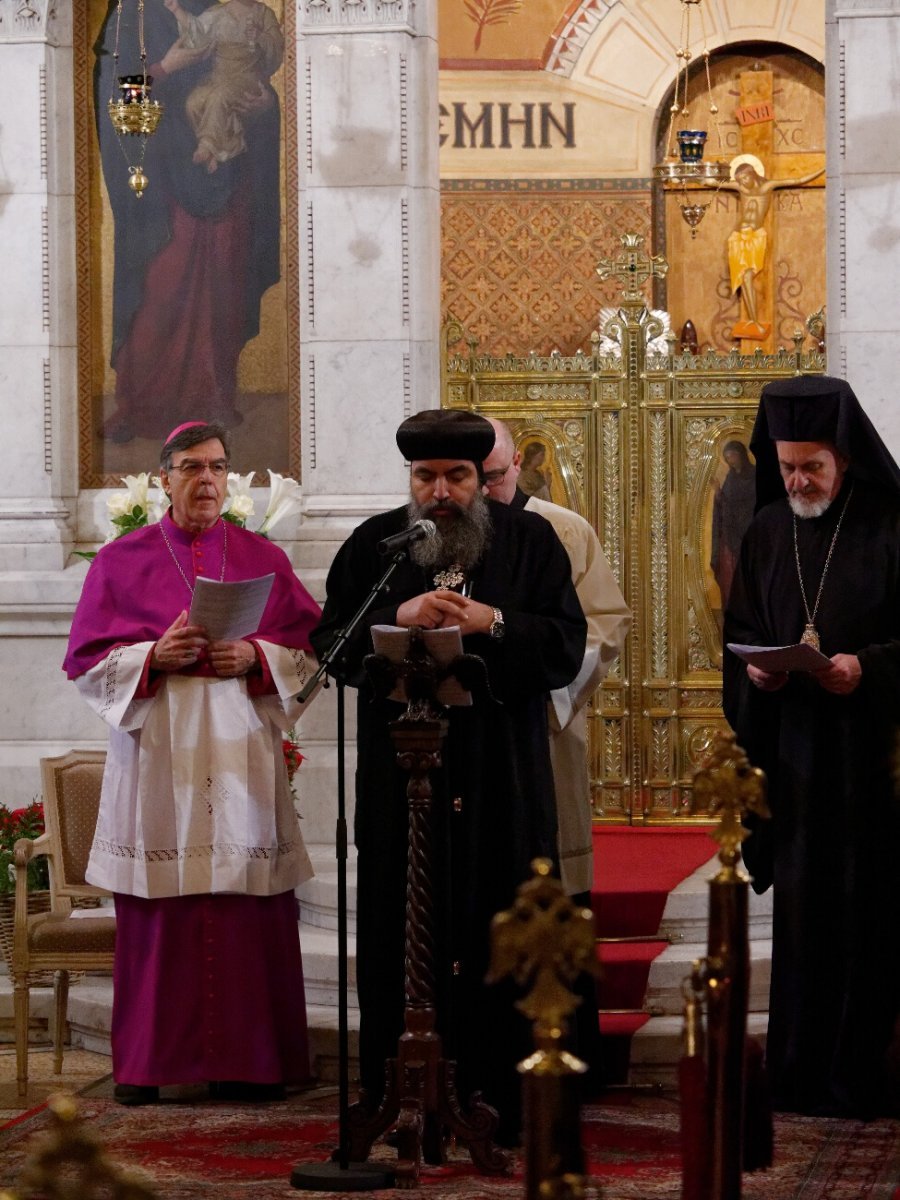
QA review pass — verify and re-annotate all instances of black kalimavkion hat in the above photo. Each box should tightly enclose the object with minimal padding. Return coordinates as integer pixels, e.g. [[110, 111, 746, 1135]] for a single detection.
[[396, 410, 496, 464], [749, 374, 900, 511]]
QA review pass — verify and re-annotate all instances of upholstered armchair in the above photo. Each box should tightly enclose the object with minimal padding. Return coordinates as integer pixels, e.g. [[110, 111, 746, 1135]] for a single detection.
[[13, 751, 116, 1099]]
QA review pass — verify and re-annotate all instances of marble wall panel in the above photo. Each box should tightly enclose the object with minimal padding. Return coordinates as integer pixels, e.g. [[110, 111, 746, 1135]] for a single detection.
[[0, 43, 45, 189], [839, 332, 900, 457], [0, 195, 46, 344], [0, 635, 94, 743], [408, 336, 441, 414], [45, 44, 74, 198], [405, 185, 442, 343], [840, 175, 900, 330], [47, 193, 76, 347], [297, 746, 359, 846], [404, 36, 440, 185], [840, 18, 900, 175], [301, 341, 414, 495], [305, 187, 408, 341], [0, 348, 54, 492], [49, 342, 79, 498], [305, 36, 407, 188]]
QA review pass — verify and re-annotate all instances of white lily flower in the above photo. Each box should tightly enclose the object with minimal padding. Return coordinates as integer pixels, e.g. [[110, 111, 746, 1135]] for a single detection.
[[146, 476, 170, 524], [106, 491, 132, 520], [258, 470, 303, 535], [121, 473, 151, 511], [225, 471, 257, 526]]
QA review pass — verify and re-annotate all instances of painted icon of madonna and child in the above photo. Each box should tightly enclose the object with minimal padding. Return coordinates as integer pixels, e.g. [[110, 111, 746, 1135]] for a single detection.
[[94, 0, 287, 455], [163, 0, 283, 173]]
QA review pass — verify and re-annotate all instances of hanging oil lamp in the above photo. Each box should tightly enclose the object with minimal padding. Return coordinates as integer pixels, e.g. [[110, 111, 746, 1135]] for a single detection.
[[107, 0, 164, 197], [654, 0, 728, 236]]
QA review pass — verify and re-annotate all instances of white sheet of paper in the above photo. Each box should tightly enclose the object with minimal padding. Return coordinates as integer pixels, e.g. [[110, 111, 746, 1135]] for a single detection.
[[370, 624, 473, 707], [188, 574, 275, 641], [726, 641, 831, 672]]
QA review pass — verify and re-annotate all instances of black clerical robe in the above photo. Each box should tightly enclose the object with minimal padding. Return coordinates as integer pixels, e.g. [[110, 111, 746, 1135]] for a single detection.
[[723, 478, 900, 1117], [312, 500, 586, 1135]]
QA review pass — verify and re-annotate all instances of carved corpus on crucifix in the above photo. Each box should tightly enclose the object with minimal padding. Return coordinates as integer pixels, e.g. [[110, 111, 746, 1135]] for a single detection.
[[719, 69, 825, 349]]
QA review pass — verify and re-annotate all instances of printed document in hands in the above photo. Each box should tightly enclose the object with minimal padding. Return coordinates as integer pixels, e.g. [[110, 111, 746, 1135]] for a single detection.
[[727, 641, 831, 672], [188, 574, 275, 641], [371, 625, 472, 706]]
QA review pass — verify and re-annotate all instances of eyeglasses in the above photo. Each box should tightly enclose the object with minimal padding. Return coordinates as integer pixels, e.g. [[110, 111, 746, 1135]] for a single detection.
[[168, 459, 230, 478], [482, 463, 512, 487]]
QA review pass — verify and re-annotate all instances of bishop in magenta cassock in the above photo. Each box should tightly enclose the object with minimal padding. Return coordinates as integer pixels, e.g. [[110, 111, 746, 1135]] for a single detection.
[[63, 421, 321, 1104]]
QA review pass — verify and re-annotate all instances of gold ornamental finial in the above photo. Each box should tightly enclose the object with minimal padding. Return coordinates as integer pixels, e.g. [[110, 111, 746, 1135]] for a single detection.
[[692, 730, 769, 880], [596, 232, 668, 310], [487, 858, 597, 1037]]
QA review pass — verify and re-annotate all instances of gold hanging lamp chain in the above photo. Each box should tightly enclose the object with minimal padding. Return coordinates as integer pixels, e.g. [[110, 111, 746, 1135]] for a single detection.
[[109, 0, 123, 103], [696, 0, 725, 158], [138, 0, 148, 86], [106, 0, 164, 197], [666, 0, 693, 157], [679, 0, 692, 118]]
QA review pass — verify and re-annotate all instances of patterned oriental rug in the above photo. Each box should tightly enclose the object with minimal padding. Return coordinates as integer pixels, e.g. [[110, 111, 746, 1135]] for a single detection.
[[2, 1083, 899, 1199]]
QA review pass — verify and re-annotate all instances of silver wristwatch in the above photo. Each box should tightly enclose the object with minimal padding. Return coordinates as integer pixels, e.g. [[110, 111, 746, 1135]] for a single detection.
[[489, 606, 505, 640]]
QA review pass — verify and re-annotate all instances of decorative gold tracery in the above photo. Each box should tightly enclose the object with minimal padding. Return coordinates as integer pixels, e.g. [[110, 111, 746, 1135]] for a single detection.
[[443, 232, 825, 823]]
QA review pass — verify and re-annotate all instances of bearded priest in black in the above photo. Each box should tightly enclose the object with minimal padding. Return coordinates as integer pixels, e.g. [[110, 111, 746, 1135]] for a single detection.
[[723, 375, 900, 1118], [311, 410, 586, 1143]]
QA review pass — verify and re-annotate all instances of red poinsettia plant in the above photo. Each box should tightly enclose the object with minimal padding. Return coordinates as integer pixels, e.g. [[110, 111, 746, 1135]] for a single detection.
[[283, 730, 304, 802], [0, 800, 49, 897]]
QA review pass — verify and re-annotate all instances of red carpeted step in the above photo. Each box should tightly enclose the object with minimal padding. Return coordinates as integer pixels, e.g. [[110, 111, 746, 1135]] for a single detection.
[[598, 1012, 650, 1037], [597, 1012, 650, 1084], [592, 827, 717, 939], [597, 939, 668, 1011], [590, 828, 717, 1081]]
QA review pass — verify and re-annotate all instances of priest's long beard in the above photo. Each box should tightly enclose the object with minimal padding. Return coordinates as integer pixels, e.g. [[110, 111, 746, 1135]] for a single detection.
[[789, 493, 832, 519], [406, 492, 492, 572]]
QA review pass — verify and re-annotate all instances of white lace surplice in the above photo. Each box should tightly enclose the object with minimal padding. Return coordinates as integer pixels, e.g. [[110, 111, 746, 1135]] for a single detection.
[[78, 640, 316, 899]]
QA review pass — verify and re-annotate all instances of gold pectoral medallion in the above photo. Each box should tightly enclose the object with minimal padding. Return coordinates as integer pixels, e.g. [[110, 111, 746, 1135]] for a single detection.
[[800, 623, 820, 651]]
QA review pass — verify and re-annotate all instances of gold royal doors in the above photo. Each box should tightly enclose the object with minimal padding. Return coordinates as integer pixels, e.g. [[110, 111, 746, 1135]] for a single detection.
[[442, 235, 824, 824]]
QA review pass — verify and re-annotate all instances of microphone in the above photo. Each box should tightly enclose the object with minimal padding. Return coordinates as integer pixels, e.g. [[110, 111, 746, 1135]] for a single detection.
[[376, 518, 437, 555]]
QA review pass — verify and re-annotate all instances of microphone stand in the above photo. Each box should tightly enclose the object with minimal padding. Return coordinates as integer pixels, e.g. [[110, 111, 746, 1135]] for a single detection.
[[290, 551, 409, 1192]]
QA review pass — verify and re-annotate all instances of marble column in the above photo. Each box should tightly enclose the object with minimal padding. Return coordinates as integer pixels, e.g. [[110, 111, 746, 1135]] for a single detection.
[[298, 0, 441, 512], [0, 1, 76, 572], [826, 0, 900, 454], [0, 3, 98, 806], [294, 0, 441, 847]]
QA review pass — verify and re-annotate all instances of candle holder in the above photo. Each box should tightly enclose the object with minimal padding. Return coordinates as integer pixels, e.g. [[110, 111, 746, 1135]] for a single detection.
[[677, 129, 708, 163]]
